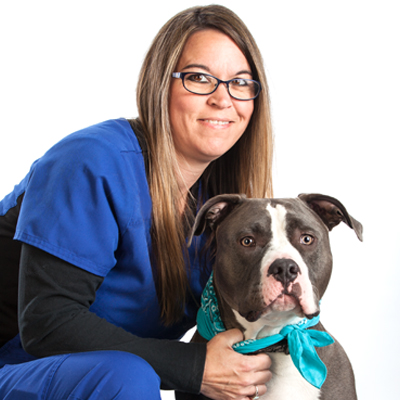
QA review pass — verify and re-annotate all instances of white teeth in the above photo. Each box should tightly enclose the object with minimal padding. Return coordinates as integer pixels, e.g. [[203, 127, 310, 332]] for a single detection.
[[203, 119, 230, 125]]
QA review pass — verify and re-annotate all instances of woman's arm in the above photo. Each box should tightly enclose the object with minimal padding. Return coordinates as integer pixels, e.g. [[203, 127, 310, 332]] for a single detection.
[[19, 243, 272, 399], [18, 243, 206, 393]]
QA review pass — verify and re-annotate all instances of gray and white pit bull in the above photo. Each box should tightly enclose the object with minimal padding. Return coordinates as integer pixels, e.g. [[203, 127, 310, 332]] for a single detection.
[[176, 193, 362, 400]]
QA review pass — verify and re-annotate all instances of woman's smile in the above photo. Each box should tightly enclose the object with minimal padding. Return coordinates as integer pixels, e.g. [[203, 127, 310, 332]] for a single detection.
[[201, 119, 231, 126], [199, 118, 234, 128]]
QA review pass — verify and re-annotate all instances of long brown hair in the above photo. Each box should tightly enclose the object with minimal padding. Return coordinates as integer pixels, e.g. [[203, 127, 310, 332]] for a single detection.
[[135, 5, 274, 325]]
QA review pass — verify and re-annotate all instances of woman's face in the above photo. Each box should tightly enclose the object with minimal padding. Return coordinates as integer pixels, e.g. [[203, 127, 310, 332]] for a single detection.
[[169, 29, 254, 169]]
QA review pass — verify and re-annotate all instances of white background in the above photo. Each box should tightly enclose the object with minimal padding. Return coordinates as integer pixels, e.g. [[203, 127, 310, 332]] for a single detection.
[[1, 1, 399, 399]]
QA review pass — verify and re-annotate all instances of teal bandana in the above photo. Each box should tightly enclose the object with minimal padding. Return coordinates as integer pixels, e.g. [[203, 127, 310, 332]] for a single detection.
[[197, 273, 334, 389]]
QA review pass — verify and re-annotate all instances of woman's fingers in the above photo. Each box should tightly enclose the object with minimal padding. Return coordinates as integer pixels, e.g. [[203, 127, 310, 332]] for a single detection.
[[200, 329, 272, 400]]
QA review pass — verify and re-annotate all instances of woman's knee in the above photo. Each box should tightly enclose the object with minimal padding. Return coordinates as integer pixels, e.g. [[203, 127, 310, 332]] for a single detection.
[[48, 351, 161, 399]]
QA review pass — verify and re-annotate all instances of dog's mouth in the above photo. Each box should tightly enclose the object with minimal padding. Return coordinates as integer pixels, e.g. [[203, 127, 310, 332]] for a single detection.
[[239, 293, 298, 322], [240, 290, 319, 323]]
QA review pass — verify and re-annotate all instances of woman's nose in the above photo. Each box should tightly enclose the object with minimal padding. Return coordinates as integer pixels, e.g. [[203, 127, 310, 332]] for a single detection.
[[206, 83, 233, 108]]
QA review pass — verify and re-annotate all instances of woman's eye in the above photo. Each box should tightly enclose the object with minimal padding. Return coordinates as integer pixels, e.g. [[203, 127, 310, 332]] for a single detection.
[[240, 237, 255, 247], [300, 234, 315, 245], [187, 74, 208, 83], [231, 78, 248, 87]]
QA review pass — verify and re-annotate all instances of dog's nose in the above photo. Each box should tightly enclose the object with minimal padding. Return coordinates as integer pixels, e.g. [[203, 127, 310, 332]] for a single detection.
[[268, 258, 300, 286]]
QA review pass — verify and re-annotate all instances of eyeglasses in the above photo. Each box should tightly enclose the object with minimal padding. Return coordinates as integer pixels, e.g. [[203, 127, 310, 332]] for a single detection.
[[171, 72, 261, 101]]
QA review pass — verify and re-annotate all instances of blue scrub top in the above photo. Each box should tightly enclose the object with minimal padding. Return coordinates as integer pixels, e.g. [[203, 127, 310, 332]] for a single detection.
[[2, 119, 209, 340]]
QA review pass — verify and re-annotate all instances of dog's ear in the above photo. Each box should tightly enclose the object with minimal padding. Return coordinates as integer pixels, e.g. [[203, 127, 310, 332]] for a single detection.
[[298, 193, 363, 241], [187, 194, 246, 246]]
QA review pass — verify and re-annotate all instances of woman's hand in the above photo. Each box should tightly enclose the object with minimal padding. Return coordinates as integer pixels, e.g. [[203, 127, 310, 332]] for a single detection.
[[200, 329, 272, 400]]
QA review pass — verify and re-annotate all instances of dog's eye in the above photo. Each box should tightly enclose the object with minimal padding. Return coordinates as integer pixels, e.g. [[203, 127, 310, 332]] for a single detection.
[[300, 234, 315, 245], [240, 237, 256, 247]]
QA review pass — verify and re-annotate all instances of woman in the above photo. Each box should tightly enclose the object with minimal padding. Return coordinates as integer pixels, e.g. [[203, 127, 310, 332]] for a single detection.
[[0, 5, 273, 400]]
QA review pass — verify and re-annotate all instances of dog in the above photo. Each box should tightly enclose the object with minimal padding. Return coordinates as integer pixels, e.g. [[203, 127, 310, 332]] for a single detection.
[[176, 193, 362, 400]]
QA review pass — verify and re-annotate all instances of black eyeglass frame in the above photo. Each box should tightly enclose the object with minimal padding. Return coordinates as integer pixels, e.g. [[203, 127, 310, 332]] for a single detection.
[[171, 72, 262, 101]]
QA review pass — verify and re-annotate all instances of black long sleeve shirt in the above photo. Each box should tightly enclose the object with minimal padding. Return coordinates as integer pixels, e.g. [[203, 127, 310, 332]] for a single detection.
[[0, 241, 206, 393]]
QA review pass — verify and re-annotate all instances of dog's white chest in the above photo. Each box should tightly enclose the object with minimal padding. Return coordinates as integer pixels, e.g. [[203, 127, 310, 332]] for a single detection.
[[261, 353, 321, 400]]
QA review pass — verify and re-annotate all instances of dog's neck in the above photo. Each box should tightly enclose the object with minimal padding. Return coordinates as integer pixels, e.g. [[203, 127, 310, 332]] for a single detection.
[[231, 308, 305, 340], [197, 272, 334, 389]]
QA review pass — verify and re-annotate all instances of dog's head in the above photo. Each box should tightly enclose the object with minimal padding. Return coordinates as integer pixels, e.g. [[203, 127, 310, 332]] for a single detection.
[[190, 194, 363, 335]]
